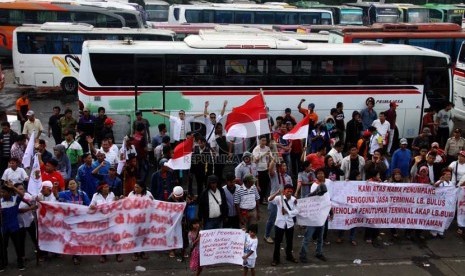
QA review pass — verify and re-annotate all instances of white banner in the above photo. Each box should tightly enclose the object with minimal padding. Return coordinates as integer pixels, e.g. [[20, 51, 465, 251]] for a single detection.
[[38, 198, 185, 255], [457, 188, 465, 227], [329, 181, 457, 232], [296, 193, 332, 227], [199, 229, 245, 266], [27, 153, 42, 196]]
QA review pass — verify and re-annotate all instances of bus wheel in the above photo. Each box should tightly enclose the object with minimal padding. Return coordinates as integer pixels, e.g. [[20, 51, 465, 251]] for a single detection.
[[61, 77, 78, 94]]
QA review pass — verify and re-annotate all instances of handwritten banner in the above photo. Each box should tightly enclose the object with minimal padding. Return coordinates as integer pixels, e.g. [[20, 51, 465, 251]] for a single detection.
[[329, 181, 457, 231], [457, 188, 465, 227], [199, 229, 245, 266], [38, 198, 185, 255], [296, 193, 332, 227]]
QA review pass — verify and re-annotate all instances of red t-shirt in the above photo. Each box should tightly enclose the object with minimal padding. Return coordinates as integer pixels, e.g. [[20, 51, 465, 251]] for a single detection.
[[40, 163, 65, 191], [305, 153, 325, 170]]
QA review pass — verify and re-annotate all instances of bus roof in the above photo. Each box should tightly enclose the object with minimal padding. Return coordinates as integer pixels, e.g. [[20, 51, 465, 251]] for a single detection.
[[14, 22, 175, 36], [81, 38, 450, 59], [169, 3, 331, 13], [338, 23, 462, 33]]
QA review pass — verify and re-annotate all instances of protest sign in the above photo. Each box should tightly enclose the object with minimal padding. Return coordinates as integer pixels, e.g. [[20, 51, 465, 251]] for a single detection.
[[296, 193, 331, 227], [457, 188, 465, 227], [199, 229, 245, 266], [38, 197, 185, 255], [329, 181, 457, 232]]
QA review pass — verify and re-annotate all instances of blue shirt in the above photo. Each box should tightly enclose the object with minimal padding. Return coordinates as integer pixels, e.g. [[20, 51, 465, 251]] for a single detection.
[[92, 160, 110, 176], [391, 148, 412, 177], [1, 195, 22, 233], [76, 163, 99, 199], [103, 175, 123, 197], [360, 108, 378, 131], [58, 190, 90, 206]]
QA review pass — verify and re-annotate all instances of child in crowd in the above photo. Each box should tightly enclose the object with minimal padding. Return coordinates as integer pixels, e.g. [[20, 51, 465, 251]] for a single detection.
[[189, 219, 202, 276], [243, 224, 258, 276]]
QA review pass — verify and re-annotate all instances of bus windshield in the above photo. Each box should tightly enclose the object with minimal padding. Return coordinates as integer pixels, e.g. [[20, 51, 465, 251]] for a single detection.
[[340, 9, 363, 25], [376, 8, 400, 23], [406, 8, 429, 23]]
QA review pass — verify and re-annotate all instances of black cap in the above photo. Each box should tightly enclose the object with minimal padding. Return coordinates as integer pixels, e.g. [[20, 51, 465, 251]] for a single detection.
[[208, 175, 218, 184]]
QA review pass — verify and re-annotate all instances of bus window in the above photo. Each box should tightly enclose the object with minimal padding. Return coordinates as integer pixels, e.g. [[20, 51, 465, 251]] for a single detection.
[[173, 7, 180, 21], [136, 57, 163, 86], [408, 38, 455, 58], [424, 57, 450, 110], [321, 13, 332, 25], [255, 11, 274, 24], [235, 11, 253, 24], [215, 11, 234, 23], [185, 10, 201, 23], [299, 13, 320, 24], [9, 10, 25, 25], [37, 11, 58, 23], [275, 12, 297, 25], [90, 53, 135, 86], [428, 10, 443, 23]]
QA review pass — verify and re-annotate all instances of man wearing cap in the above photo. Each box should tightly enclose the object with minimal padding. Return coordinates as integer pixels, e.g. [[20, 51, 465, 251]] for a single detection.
[[428, 142, 446, 163], [234, 174, 260, 230], [59, 109, 77, 139], [39, 158, 65, 192], [133, 110, 151, 143], [37, 181, 58, 202], [412, 128, 433, 157], [445, 128, 465, 164], [360, 97, 377, 132], [199, 175, 228, 230], [151, 158, 178, 201], [204, 100, 227, 144], [391, 138, 412, 180], [168, 186, 189, 259], [384, 101, 398, 154], [268, 184, 299, 266], [101, 118, 115, 142], [235, 151, 257, 185], [91, 150, 111, 177], [22, 110, 43, 142]]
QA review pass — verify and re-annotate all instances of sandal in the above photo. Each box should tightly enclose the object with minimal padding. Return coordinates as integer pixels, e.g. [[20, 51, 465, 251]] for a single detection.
[[351, 240, 358, 246], [116, 255, 123, 263], [99, 256, 107, 263], [132, 254, 139, 261], [169, 251, 175, 258], [457, 229, 463, 235]]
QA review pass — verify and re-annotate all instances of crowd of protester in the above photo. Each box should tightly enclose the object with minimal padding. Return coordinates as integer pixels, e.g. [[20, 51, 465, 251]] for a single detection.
[[0, 92, 463, 274]]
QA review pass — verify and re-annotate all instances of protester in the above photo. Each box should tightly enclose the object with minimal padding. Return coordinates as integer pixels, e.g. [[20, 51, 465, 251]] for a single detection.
[[341, 144, 365, 181], [168, 186, 190, 260], [305, 144, 326, 171], [122, 154, 138, 196], [235, 174, 260, 230], [199, 175, 228, 230], [431, 168, 454, 238], [15, 183, 38, 266], [327, 141, 343, 168], [151, 158, 178, 201], [132, 110, 151, 143], [53, 144, 71, 182], [234, 151, 257, 185], [128, 182, 153, 261], [412, 128, 433, 157], [76, 153, 99, 198], [391, 138, 412, 181], [384, 102, 398, 154], [10, 135, 27, 161], [0, 122, 19, 174], [188, 219, 202, 276], [345, 111, 362, 152], [223, 173, 240, 229], [210, 123, 228, 181], [449, 151, 465, 185], [59, 109, 77, 140], [48, 106, 63, 145], [1, 158, 28, 184], [39, 158, 65, 192], [360, 97, 377, 131], [436, 101, 454, 148], [152, 109, 204, 143], [295, 160, 315, 199], [61, 129, 83, 177], [204, 100, 227, 144], [334, 102, 345, 142], [243, 224, 258, 276], [268, 184, 299, 266], [323, 155, 343, 181], [16, 91, 29, 132], [252, 135, 271, 204], [445, 128, 465, 164], [93, 107, 107, 147]]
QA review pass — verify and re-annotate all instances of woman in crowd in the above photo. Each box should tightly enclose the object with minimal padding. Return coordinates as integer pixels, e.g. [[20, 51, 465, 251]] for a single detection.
[[15, 183, 37, 269], [128, 183, 153, 261]]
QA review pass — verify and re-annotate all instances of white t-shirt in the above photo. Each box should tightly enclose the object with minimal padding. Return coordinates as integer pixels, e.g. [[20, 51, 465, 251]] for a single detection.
[[252, 145, 270, 171], [18, 193, 34, 228], [372, 120, 390, 144], [208, 189, 222, 218], [449, 161, 465, 185], [90, 192, 115, 206], [2, 167, 28, 183], [128, 190, 154, 200], [244, 233, 258, 260]]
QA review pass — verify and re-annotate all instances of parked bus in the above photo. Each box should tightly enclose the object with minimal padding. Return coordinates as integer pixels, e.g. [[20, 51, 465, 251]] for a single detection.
[[78, 34, 451, 138], [167, 4, 334, 26], [145, 0, 169, 22], [0, 1, 133, 57], [346, 1, 401, 25], [393, 4, 430, 23], [13, 22, 174, 93], [294, 1, 363, 25], [328, 23, 465, 62], [453, 42, 465, 120], [423, 4, 464, 25]]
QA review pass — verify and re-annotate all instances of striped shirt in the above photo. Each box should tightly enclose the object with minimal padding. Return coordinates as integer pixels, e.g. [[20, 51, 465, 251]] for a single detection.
[[234, 184, 260, 210]]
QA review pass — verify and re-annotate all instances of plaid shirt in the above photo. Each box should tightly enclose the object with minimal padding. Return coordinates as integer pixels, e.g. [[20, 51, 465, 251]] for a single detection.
[[10, 142, 26, 161]]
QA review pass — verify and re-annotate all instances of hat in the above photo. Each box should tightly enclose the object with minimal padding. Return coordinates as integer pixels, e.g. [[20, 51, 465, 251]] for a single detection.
[[243, 174, 255, 183], [422, 127, 431, 135], [284, 108, 291, 113], [159, 158, 168, 167], [26, 110, 34, 116], [308, 103, 315, 109], [104, 118, 115, 125], [242, 151, 252, 160], [459, 150, 465, 157], [41, 180, 53, 189], [390, 101, 399, 107], [208, 175, 218, 184], [431, 142, 439, 148], [173, 186, 184, 197], [135, 110, 142, 116], [283, 184, 294, 190], [400, 138, 408, 145], [362, 130, 371, 138]]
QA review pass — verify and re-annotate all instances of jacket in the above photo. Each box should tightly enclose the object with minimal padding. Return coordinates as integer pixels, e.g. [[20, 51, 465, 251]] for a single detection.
[[198, 187, 228, 222]]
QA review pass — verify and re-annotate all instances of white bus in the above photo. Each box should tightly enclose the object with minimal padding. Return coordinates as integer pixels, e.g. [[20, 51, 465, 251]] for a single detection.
[[167, 4, 334, 26], [13, 22, 174, 93], [78, 34, 451, 138], [453, 42, 465, 120], [145, 0, 169, 22]]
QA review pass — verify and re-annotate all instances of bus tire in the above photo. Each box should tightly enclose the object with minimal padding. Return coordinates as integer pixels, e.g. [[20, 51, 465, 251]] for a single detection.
[[61, 77, 78, 94]]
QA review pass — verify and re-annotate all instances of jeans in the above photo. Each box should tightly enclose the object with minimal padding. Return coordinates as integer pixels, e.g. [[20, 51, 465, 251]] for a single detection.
[[203, 217, 223, 230], [299, 225, 324, 260], [257, 170, 270, 203], [273, 225, 294, 262], [265, 203, 277, 238]]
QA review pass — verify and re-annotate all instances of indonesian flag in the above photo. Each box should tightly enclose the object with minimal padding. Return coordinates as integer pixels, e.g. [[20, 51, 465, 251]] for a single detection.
[[22, 130, 35, 168], [165, 137, 194, 170], [27, 153, 42, 196], [225, 93, 269, 138], [283, 115, 310, 140]]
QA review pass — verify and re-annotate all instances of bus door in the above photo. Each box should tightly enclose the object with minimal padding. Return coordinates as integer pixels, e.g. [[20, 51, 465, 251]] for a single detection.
[[453, 41, 465, 120], [134, 55, 165, 112]]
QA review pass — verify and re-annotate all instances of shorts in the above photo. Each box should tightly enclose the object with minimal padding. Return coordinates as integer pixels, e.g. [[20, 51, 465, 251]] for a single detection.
[[243, 258, 256, 269]]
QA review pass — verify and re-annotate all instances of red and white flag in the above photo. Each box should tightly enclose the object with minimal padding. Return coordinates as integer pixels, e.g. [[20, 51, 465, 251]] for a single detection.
[[283, 115, 310, 140], [27, 153, 42, 196], [165, 137, 194, 170], [225, 93, 269, 138]]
